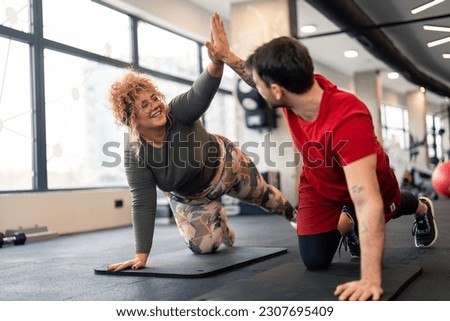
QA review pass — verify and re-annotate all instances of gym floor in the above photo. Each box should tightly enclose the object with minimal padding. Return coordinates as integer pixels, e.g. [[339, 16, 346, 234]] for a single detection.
[[1, 198, 449, 301]]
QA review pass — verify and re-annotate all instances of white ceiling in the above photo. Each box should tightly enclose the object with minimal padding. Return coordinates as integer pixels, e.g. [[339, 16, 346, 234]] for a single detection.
[[186, 0, 450, 106]]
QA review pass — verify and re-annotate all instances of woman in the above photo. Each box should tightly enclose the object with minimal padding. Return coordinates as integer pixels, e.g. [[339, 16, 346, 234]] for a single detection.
[[106, 46, 296, 271]]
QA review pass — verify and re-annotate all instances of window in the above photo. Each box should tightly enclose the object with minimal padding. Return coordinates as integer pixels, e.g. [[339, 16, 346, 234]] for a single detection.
[[201, 45, 237, 140], [381, 104, 409, 149], [42, 0, 131, 61], [0, 1, 235, 192], [138, 22, 199, 80], [201, 45, 235, 91], [44, 50, 127, 188], [0, 37, 33, 190], [204, 93, 237, 141], [0, 1, 30, 32], [150, 77, 191, 102]]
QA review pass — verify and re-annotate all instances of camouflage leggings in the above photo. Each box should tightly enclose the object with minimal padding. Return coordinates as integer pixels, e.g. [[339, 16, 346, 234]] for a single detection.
[[166, 135, 296, 254]]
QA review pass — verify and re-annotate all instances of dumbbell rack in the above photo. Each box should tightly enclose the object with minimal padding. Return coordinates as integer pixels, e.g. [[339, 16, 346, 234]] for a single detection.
[[2, 225, 59, 247]]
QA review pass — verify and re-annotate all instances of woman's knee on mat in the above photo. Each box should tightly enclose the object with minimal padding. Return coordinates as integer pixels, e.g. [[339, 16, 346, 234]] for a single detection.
[[186, 234, 221, 254]]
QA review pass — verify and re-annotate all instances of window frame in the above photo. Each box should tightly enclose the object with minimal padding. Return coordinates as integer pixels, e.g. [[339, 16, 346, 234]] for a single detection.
[[0, 0, 233, 193]]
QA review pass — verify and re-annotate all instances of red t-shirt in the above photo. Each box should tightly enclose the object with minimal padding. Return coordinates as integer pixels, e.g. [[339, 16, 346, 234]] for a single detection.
[[283, 74, 400, 234]]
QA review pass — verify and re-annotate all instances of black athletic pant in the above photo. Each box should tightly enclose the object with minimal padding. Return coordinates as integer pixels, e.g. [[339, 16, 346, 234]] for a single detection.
[[298, 191, 420, 270]]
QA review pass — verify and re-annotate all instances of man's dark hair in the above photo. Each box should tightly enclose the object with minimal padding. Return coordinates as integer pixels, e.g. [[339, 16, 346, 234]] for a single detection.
[[245, 36, 314, 94]]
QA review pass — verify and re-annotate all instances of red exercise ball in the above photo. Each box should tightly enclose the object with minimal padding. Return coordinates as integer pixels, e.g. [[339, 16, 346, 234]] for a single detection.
[[431, 161, 450, 198]]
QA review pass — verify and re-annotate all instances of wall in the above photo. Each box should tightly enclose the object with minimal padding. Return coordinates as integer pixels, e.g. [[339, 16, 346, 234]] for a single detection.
[[314, 61, 354, 92], [0, 189, 131, 235]]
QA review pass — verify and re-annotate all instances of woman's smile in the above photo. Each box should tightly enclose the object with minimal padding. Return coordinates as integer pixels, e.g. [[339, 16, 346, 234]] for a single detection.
[[150, 108, 162, 119]]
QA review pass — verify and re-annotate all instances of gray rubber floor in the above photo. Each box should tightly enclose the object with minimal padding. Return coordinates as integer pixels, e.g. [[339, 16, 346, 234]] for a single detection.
[[1, 198, 449, 301]]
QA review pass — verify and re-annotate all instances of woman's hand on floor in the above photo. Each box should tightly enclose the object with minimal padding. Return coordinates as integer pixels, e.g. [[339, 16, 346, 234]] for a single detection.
[[106, 253, 148, 271]]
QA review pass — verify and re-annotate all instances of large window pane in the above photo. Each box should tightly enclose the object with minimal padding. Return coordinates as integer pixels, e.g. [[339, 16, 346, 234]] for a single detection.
[[0, 0, 29, 33], [204, 93, 237, 141], [151, 76, 190, 102], [200, 45, 241, 141], [138, 22, 199, 79], [44, 50, 128, 189], [0, 37, 32, 190], [201, 45, 235, 91], [381, 104, 408, 149], [383, 105, 404, 129], [42, 0, 131, 61]]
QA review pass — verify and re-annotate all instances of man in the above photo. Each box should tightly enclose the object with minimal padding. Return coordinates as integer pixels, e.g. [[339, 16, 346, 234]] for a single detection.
[[205, 13, 438, 301]]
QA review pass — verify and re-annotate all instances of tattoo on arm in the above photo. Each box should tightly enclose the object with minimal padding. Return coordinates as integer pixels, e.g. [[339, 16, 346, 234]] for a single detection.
[[351, 185, 365, 194], [350, 184, 368, 233], [229, 58, 256, 88]]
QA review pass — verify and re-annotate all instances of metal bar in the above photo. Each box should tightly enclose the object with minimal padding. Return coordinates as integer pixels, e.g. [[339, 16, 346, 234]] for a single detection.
[[29, 0, 48, 190]]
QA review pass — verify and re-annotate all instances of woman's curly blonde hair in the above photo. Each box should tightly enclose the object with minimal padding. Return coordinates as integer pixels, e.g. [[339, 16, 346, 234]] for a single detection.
[[108, 70, 167, 157]]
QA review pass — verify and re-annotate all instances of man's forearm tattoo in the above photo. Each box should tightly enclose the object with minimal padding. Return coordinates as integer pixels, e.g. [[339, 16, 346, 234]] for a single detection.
[[229, 58, 256, 88]]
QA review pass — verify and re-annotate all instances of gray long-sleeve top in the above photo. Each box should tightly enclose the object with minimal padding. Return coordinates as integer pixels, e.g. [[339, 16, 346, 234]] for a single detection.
[[124, 69, 222, 254]]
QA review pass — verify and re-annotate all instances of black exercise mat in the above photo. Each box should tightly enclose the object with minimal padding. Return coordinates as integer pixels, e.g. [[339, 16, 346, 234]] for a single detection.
[[195, 262, 422, 301], [94, 246, 287, 278]]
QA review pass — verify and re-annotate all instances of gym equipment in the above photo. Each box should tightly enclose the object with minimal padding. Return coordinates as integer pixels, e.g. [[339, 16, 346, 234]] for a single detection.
[[432, 161, 450, 198], [392, 134, 439, 199], [401, 165, 439, 199], [236, 78, 277, 129], [0, 232, 27, 248], [5, 225, 59, 243], [94, 246, 287, 278], [195, 262, 422, 301]]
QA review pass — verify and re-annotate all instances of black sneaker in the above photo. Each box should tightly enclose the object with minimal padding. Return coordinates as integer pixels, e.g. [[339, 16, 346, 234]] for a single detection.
[[412, 197, 438, 247], [338, 206, 360, 258], [290, 210, 298, 230], [284, 203, 297, 230]]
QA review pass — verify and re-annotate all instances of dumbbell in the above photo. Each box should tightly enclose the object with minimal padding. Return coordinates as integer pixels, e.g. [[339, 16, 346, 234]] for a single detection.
[[0, 232, 27, 248]]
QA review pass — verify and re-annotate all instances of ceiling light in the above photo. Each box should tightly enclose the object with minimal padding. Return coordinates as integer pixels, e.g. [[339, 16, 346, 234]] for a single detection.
[[443, 53, 450, 59], [423, 25, 450, 32], [344, 50, 358, 58], [300, 24, 317, 34], [427, 36, 450, 47], [387, 72, 400, 80], [411, 0, 445, 14]]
